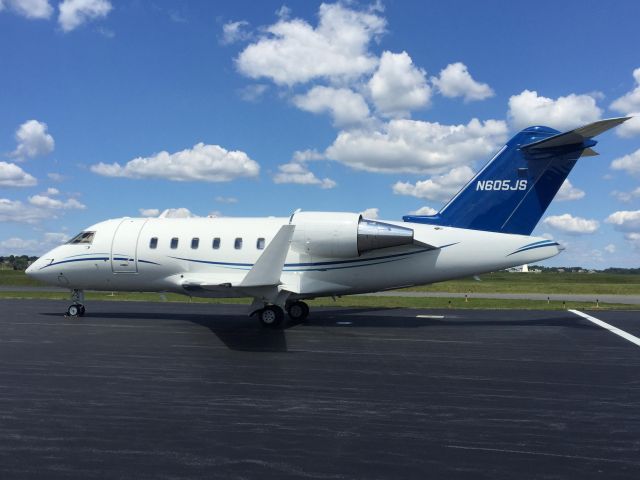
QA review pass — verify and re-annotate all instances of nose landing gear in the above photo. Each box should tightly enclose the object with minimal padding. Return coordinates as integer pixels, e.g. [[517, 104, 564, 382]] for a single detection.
[[67, 289, 86, 317], [286, 301, 309, 322]]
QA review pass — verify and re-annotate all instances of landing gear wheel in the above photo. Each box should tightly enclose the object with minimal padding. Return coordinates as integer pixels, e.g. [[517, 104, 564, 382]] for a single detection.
[[258, 305, 284, 328], [287, 301, 309, 322], [78, 305, 86, 317], [67, 304, 83, 317]]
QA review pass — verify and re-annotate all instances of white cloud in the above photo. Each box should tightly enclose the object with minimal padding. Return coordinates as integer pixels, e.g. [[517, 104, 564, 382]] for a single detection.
[[0, 161, 37, 187], [293, 86, 370, 126], [139, 208, 160, 217], [90, 143, 260, 182], [615, 114, 640, 138], [45, 187, 59, 195], [238, 84, 268, 102], [326, 118, 507, 174], [392, 166, 474, 202], [611, 68, 640, 113], [360, 207, 379, 219], [624, 232, 640, 250], [507, 90, 602, 130], [215, 196, 237, 204], [235, 3, 385, 86], [605, 210, 640, 232], [2, 0, 53, 19], [409, 206, 438, 216], [47, 172, 65, 182], [10, 120, 54, 160], [0, 231, 69, 255], [0, 191, 82, 225], [58, 0, 112, 32], [368, 51, 430, 117], [604, 243, 616, 254], [158, 208, 197, 218], [431, 62, 494, 102], [221, 20, 251, 44], [273, 161, 336, 189], [542, 213, 599, 235], [28, 194, 85, 210], [610, 148, 640, 176], [611, 187, 640, 203], [556, 179, 585, 201]]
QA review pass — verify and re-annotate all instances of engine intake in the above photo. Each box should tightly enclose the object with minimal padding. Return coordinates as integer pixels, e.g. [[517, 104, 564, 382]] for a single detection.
[[290, 211, 414, 258]]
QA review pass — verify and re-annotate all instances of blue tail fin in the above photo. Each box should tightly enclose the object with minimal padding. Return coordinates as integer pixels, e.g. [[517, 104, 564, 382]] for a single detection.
[[403, 117, 629, 235]]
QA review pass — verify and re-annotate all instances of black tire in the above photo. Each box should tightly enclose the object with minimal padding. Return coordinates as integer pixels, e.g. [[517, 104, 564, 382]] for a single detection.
[[287, 301, 309, 321], [67, 304, 80, 317], [259, 305, 284, 328], [78, 305, 86, 317]]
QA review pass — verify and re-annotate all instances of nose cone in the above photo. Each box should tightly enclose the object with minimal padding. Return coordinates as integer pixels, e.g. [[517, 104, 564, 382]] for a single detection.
[[25, 259, 41, 278]]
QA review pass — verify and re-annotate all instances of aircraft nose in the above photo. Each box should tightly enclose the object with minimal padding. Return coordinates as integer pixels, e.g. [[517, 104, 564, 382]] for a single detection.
[[25, 261, 38, 277]]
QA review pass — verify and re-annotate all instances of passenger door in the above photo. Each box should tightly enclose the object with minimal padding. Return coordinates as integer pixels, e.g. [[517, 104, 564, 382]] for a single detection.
[[111, 218, 148, 273]]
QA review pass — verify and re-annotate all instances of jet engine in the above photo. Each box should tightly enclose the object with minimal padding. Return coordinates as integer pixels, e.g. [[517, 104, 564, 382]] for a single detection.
[[290, 211, 415, 258]]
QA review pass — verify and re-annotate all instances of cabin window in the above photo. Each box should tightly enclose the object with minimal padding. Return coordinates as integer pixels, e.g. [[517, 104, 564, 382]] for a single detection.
[[170, 237, 179, 249], [212, 237, 220, 249], [234, 237, 243, 250], [67, 231, 95, 245], [191, 237, 199, 249], [149, 237, 158, 249], [257, 238, 265, 250]]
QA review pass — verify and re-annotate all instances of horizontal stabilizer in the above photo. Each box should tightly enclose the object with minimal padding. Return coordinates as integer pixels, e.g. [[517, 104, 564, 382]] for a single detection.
[[522, 117, 630, 150], [581, 147, 599, 157]]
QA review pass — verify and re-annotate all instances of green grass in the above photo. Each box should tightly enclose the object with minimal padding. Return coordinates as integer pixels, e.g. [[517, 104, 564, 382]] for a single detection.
[[0, 269, 46, 287], [0, 290, 635, 311], [401, 271, 640, 295]]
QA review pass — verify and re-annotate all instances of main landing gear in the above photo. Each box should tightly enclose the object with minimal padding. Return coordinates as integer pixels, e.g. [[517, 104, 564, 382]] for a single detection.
[[67, 289, 86, 317], [255, 301, 310, 328]]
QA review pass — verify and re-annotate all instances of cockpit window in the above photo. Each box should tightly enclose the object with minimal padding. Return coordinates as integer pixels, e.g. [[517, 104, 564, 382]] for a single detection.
[[66, 231, 95, 245]]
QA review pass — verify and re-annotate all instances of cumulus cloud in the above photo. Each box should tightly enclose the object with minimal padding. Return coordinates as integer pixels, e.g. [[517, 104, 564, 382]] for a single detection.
[[615, 115, 640, 138], [604, 243, 616, 254], [556, 179, 585, 201], [58, 0, 112, 32], [1, 0, 53, 19], [90, 143, 260, 182], [611, 68, 640, 113], [360, 207, 379, 219], [0, 194, 82, 224], [392, 166, 474, 202], [542, 213, 599, 235], [293, 86, 370, 126], [28, 194, 85, 210], [431, 62, 494, 102], [508, 90, 602, 130], [612, 187, 640, 203], [273, 161, 336, 189], [0, 162, 37, 187], [610, 148, 640, 176], [0, 231, 69, 255], [10, 120, 54, 160], [139, 208, 160, 217], [409, 206, 438, 216], [605, 210, 640, 232], [235, 3, 385, 86], [158, 208, 197, 218], [221, 20, 251, 44], [368, 51, 430, 117], [326, 118, 507, 174]]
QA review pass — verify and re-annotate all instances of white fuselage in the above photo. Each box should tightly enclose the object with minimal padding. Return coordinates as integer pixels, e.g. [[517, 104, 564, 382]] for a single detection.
[[27, 215, 560, 299]]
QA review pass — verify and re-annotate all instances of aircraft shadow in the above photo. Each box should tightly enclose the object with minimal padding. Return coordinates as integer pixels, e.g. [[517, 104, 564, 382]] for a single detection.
[[40, 306, 599, 352]]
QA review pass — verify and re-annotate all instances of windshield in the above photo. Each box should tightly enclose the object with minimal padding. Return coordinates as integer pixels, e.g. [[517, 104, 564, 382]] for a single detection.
[[66, 231, 95, 245]]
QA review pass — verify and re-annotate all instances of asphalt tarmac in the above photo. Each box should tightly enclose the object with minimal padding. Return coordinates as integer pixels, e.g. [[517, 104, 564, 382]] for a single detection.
[[0, 299, 639, 479]]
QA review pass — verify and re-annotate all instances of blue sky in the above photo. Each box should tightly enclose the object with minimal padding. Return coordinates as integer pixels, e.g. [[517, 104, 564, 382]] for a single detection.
[[1, 0, 640, 268]]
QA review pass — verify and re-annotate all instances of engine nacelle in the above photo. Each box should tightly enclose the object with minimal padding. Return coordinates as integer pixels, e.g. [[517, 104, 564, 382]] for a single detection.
[[290, 211, 414, 258]]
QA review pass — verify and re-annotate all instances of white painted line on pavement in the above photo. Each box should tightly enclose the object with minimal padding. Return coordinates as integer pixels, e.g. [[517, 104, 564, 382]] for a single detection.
[[569, 309, 640, 348], [416, 315, 445, 319]]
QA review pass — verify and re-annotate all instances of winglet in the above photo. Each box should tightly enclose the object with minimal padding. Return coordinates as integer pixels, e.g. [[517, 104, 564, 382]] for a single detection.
[[522, 117, 630, 150], [239, 224, 295, 287]]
